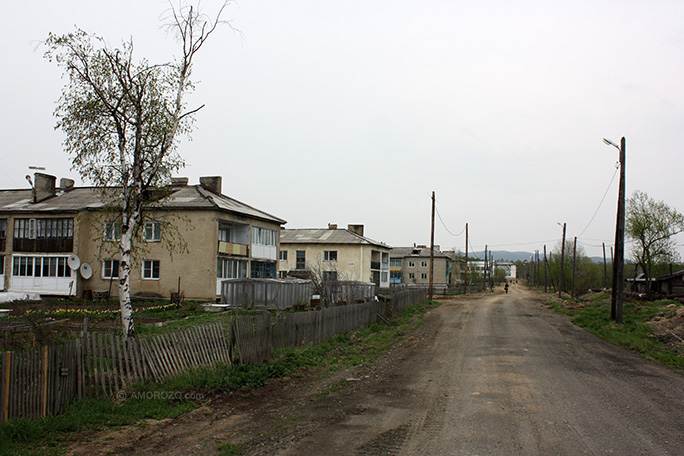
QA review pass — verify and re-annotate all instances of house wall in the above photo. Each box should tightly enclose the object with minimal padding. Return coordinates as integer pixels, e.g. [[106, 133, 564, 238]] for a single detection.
[[279, 243, 390, 286], [401, 256, 449, 285]]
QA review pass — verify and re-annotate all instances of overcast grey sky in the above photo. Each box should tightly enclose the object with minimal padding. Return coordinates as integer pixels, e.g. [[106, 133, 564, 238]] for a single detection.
[[2, 0, 684, 259]]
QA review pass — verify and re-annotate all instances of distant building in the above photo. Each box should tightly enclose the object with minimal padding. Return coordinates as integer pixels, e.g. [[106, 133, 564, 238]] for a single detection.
[[389, 245, 450, 286], [279, 224, 391, 288]]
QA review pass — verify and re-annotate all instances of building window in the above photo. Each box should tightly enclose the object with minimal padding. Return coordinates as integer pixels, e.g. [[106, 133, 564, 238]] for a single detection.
[[142, 260, 160, 279], [0, 219, 6, 251], [102, 259, 120, 279], [252, 227, 277, 246], [323, 271, 338, 282], [421, 261, 428, 268], [409, 273, 415, 279], [390, 258, 402, 268], [323, 250, 338, 262], [251, 261, 276, 278], [421, 273, 428, 279], [279, 250, 288, 261], [144, 222, 161, 242], [12, 256, 69, 278], [104, 221, 121, 241], [408, 261, 415, 268], [296, 250, 306, 269], [218, 224, 232, 242], [217, 258, 248, 279], [13, 218, 74, 252]]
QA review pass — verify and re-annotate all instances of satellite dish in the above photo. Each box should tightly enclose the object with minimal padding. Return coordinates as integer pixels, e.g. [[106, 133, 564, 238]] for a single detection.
[[80, 263, 93, 280], [67, 254, 81, 270]]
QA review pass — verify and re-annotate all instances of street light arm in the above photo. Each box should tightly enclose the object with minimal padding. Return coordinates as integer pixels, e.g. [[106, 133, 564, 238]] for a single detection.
[[603, 138, 620, 150]]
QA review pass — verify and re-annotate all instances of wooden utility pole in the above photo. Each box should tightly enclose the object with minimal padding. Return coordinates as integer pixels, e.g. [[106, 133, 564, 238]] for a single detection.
[[559, 223, 566, 298], [571, 236, 577, 298], [483, 245, 488, 291], [543, 245, 548, 292], [602, 242, 608, 289], [611, 137, 626, 323], [429, 191, 435, 302], [464, 223, 468, 295]]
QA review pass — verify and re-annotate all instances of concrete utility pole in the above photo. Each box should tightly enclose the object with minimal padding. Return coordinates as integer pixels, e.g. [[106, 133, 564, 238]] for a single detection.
[[571, 237, 577, 299], [604, 137, 626, 323], [543, 245, 548, 292], [429, 191, 435, 302], [559, 223, 566, 298]]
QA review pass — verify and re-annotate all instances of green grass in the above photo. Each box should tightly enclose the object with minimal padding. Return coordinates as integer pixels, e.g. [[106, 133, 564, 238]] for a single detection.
[[1, 300, 438, 455], [546, 294, 684, 371]]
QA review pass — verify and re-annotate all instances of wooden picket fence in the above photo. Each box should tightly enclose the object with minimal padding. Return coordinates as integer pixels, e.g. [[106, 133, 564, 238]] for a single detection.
[[1, 288, 427, 426]]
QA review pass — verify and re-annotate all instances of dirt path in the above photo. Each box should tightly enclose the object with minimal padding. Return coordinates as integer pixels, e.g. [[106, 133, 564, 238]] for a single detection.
[[68, 286, 684, 455]]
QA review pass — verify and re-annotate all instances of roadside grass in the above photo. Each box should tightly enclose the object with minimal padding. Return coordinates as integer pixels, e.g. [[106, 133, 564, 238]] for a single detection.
[[545, 293, 684, 371], [1, 300, 438, 456]]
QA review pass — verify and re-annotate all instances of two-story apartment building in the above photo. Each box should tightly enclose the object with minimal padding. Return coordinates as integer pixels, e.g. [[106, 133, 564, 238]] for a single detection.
[[279, 224, 391, 288], [0, 173, 285, 300], [390, 245, 450, 286]]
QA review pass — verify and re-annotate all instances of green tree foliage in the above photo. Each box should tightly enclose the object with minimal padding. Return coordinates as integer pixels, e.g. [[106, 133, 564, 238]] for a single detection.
[[43, 2, 232, 338], [626, 190, 684, 294]]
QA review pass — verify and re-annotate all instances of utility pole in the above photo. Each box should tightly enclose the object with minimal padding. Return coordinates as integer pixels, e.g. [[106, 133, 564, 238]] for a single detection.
[[571, 237, 577, 299], [602, 242, 608, 289], [559, 223, 566, 298], [483, 245, 488, 291], [604, 137, 626, 323], [543, 245, 548, 292], [429, 191, 435, 302], [464, 223, 468, 295]]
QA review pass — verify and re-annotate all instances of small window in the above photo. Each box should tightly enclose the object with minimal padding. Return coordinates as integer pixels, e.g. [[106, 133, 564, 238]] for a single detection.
[[142, 259, 160, 279], [421, 273, 428, 279], [144, 222, 161, 242], [296, 250, 306, 269], [408, 261, 415, 268], [104, 221, 121, 241], [323, 271, 338, 282], [408, 273, 415, 279], [279, 250, 288, 261], [103, 259, 120, 279], [323, 250, 338, 262], [421, 261, 428, 268]]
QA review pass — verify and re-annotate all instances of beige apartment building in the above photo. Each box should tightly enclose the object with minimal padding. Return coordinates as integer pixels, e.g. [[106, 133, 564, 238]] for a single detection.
[[390, 245, 450, 286], [0, 173, 285, 300], [279, 224, 391, 288]]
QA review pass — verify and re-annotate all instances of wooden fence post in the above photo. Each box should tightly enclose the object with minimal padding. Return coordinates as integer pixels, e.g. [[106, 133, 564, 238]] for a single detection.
[[3, 351, 10, 425], [42, 345, 48, 417]]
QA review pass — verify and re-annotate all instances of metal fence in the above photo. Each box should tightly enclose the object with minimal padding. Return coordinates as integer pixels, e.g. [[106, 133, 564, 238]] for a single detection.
[[221, 278, 313, 309]]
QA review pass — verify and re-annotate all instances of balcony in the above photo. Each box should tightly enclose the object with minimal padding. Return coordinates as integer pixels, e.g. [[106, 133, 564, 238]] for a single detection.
[[218, 241, 249, 257], [371, 261, 381, 270]]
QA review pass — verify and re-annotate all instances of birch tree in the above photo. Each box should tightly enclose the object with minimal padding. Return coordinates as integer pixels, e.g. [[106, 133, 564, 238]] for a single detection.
[[626, 190, 684, 297], [44, 2, 233, 338]]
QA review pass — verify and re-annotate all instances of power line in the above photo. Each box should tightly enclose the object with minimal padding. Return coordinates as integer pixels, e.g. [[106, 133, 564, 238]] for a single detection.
[[435, 204, 465, 237], [578, 163, 619, 238]]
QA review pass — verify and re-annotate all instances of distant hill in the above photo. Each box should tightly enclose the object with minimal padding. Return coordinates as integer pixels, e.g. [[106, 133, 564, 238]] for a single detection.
[[467, 250, 605, 263]]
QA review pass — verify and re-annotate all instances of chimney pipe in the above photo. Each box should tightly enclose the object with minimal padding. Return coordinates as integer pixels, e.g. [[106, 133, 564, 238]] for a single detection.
[[347, 224, 364, 237], [33, 173, 56, 203], [199, 176, 222, 195]]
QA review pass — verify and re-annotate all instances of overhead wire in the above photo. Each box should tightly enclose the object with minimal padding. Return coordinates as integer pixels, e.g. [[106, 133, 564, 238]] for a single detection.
[[577, 163, 620, 238]]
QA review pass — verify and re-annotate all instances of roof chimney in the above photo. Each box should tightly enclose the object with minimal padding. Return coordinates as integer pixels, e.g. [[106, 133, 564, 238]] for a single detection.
[[171, 177, 189, 187], [347, 224, 364, 237], [33, 173, 56, 203], [59, 178, 75, 192], [199, 176, 222, 195], [328, 223, 338, 230]]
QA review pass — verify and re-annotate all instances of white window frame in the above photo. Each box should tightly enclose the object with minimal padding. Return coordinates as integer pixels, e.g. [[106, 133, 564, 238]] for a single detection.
[[421, 261, 428, 268], [279, 250, 288, 261], [142, 259, 160, 280], [144, 222, 161, 242], [408, 261, 415, 268], [323, 250, 338, 262], [104, 221, 122, 241]]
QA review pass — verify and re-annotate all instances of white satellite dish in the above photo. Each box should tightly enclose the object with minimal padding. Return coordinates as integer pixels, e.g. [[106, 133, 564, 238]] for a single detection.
[[80, 263, 93, 280], [67, 254, 81, 270]]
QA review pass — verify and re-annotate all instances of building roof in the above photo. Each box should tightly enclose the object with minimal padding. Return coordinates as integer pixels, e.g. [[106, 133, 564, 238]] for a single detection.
[[0, 184, 286, 225], [281, 228, 389, 249], [390, 246, 450, 259]]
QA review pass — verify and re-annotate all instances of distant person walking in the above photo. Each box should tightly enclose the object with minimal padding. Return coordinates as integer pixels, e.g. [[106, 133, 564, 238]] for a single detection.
[[504, 282, 509, 294]]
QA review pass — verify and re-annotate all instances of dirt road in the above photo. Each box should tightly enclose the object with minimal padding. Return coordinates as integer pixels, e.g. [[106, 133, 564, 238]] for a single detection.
[[69, 286, 684, 455]]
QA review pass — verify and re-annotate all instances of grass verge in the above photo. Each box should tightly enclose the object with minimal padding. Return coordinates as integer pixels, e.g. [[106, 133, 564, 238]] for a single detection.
[[1, 300, 438, 455], [545, 292, 684, 372]]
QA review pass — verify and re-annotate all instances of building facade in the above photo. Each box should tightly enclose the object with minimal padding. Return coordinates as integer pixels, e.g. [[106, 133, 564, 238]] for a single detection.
[[279, 224, 391, 288], [0, 173, 285, 300], [389, 246, 450, 286]]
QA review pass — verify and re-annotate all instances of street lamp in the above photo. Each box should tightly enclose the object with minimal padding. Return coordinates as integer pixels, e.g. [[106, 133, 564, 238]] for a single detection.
[[603, 137, 626, 323]]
